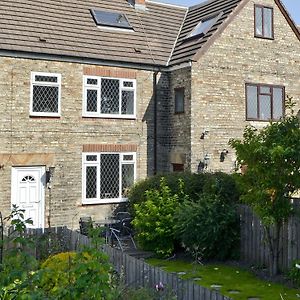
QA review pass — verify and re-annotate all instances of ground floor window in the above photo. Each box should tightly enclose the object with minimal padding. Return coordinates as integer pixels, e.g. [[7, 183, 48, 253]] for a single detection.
[[82, 152, 136, 204]]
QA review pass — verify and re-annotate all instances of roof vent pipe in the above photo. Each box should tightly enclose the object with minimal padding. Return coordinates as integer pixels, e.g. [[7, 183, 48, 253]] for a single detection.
[[128, 0, 146, 10]]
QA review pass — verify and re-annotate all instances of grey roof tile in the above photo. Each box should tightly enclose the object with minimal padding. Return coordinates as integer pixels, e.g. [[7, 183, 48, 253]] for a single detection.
[[169, 0, 243, 66], [0, 0, 186, 67]]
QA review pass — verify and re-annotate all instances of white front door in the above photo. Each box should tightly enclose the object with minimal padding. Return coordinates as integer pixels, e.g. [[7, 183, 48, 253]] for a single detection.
[[11, 167, 45, 228]]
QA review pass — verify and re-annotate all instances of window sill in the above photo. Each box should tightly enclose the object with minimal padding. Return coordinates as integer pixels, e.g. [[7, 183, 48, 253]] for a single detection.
[[254, 35, 274, 40], [30, 114, 61, 119], [82, 115, 136, 120], [82, 198, 128, 205], [246, 118, 281, 122], [174, 111, 185, 115]]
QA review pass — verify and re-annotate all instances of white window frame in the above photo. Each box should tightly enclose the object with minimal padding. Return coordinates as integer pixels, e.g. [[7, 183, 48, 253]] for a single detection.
[[82, 152, 136, 204], [30, 72, 61, 117], [82, 76, 136, 119]]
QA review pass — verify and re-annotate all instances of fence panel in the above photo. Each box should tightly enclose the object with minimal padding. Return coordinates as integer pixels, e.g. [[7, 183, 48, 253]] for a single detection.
[[239, 203, 300, 271]]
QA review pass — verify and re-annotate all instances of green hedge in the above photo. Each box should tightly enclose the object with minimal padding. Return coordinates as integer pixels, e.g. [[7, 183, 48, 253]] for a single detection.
[[128, 172, 239, 213], [130, 172, 240, 259]]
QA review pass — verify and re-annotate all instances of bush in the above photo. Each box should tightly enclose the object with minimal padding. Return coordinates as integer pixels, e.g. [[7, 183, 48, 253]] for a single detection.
[[128, 172, 239, 216], [288, 261, 300, 287], [0, 247, 117, 299], [175, 193, 240, 261], [132, 178, 188, 257], [128, 173, 207, 212]]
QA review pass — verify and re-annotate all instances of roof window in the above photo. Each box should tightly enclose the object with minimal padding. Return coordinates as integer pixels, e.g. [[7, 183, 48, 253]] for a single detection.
[[186, 12, 222, 40], [91, 9, 132, 30]]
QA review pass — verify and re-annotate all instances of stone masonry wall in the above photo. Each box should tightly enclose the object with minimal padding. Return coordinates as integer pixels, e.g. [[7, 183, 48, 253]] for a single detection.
[[168, 67, 192, 171], [0, 57, 155, 228], [190, 0, 300, 173]]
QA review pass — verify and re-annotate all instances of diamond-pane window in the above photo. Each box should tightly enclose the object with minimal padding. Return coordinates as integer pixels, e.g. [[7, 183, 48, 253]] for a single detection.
[[101, 79, 120, 114], [246, 84, 284, 121], [86, 166, 97, 199], [31, 72, 61, 116], [83, 76, 136, 118], [86, 89, 98, 113], [255, 5, 274, 39], [83, 152, 136, 204]]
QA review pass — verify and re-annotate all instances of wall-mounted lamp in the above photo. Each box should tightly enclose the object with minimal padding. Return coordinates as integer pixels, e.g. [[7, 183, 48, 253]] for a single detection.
[[46, 167, 55, 188], [220, 149, 229, 162], [200, 130, 209, 140]]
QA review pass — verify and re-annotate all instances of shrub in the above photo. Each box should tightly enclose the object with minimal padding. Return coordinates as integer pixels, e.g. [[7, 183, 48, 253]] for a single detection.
[[128, 172, 207, 212], [288, 261, 300, 287], [175, 193, 240, 261], [132, 178, 188, 257], [0, 247, 117, 299], [128, 172, 239, 216]]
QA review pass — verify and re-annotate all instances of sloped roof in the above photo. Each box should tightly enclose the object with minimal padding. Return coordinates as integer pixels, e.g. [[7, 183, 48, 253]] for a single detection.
[[0, 0, 298, 69], [0, 0, 186, 67], [169, 0, 243, 66]]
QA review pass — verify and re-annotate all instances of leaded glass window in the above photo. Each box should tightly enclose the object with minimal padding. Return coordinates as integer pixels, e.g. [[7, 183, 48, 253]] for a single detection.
[[30, 72, 61, 116], [246, 84, 284, 121], [82, 152, 136, 204], [83, 76, 136, 118]]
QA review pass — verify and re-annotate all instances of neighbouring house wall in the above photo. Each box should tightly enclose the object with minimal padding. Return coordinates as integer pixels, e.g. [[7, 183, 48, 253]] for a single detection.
[[168, 67, 192, 172], [0, 57, 155, 227], [156, 72, 171, 173], [190, 0, 300, 173]]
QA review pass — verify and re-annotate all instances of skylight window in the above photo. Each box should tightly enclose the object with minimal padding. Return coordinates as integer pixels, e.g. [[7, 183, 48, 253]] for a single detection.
[[91, 9, 132, 29], [187, 13, 222, 40]]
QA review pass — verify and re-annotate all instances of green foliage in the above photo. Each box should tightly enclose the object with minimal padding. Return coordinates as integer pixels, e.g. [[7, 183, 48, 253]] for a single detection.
[[121, 286, 176, 300], [129, 172, 239, 214], [175, 194, 239, 261], [0, 247, 117, 300], [229, 107, 300, 225], [288, 261, 300, 287], [0, 222, 117, 299], [0, 205, 38, 288], [132, 178, 188, 257], [229, 97, 300, 275]]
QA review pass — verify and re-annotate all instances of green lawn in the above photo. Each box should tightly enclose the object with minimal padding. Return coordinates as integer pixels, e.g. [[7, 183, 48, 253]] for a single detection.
[[147, 258, 300, 300]]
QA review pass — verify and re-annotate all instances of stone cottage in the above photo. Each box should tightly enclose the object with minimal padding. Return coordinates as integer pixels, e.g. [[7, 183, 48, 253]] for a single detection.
[[0, 0, 299, 228]]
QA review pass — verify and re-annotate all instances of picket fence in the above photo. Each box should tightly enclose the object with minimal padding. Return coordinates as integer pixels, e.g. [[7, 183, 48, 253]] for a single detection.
[[22, 227, 231, 300], [239, 202, 300, 271]]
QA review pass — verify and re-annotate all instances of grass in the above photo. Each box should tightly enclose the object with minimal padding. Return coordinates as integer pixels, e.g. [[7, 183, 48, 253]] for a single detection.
[[147, 258, 300, 300]]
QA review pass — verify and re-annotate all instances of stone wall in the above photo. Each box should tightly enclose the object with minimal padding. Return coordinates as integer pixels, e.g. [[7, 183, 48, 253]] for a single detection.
[[168, 67, 192, 172], [189, 0, 300, 173], [0, 57, 155, 227]]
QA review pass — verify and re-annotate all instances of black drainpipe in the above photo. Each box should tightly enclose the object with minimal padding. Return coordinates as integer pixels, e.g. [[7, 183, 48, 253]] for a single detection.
[[153, 71, 158, 175]]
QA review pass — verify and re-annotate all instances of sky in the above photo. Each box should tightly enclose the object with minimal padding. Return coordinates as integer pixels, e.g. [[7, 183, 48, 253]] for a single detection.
[[155, 0, 300, 25]]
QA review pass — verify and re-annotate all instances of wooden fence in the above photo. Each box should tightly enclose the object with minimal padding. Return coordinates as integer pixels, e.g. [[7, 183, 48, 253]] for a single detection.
[[21, 227, 231, 300], [239, 202, 300, 271], [103, 245, 231, 300]]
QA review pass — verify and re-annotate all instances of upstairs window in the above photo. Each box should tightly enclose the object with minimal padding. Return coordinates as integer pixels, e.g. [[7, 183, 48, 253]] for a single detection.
[[82, 152, 136, 204], [83, 76, 136, 118], [30, 72, 61, 117], [90, 9, 132, 30], [246, 84, 284, 121], [255, 5, 274, 39], [186, 13, 222, 40], [174, 88, 185, 114]]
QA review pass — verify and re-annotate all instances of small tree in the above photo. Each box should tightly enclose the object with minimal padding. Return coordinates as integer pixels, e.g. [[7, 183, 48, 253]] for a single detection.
[[229, 97, 300, 276]]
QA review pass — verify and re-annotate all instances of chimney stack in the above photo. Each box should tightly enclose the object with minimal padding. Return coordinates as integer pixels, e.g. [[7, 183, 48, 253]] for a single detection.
[[129, 0, 146, 11]]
